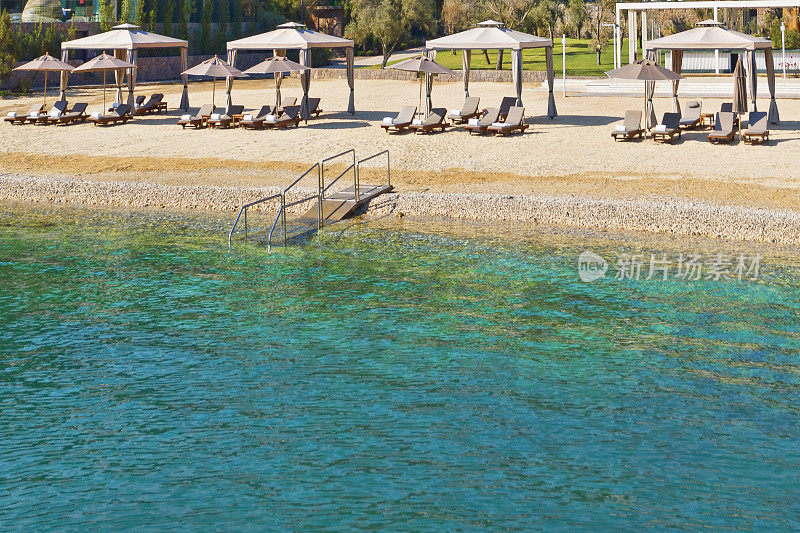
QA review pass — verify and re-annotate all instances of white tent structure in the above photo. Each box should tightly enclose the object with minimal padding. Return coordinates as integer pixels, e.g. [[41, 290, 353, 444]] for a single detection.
[[646, 24, 779, 123], [227, 22, 355, 118], [61, 24, 190, 109], [425, 21, 557, 118]]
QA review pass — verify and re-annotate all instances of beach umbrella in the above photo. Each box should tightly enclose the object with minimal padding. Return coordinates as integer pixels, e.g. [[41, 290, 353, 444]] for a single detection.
[[182, 55, 247, 109], [244, 56, 309, 113], [72, 53, 134, 112], [389, 55, 455, 119], [606, 58, 683, 130], [12, 53, 74, 107], [733, 54, 748, 138]]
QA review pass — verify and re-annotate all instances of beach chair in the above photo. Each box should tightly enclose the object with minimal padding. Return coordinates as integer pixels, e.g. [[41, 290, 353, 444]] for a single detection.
[[447, 97, 481, 124], [208, 104, 244, 128], [707, 112, 736, 144], [380, 106, 417, 133], [498, 96, 517, 120], [34, 100, 68, 125], [487, 106, 528, 136], [652, 112, 682, 142], [88, 104, 133, 126], [239, 105, 274, 129], [679, 101, 702, 130], [134, 95, 146, 108], [133, 93, 165, 115], [4, 103, 44, 125], [464, 107, 501, 135], [410, 108, 448, 134], [177, 104, 215, 128], [52, 102, 88, 125], [720, 103, 740, 127], [611, 110, 644, 141], [742, 111, 769, 144], [307, 97, 322, 118], [269, 105, 302, 129], [279, 96, 297, 113]]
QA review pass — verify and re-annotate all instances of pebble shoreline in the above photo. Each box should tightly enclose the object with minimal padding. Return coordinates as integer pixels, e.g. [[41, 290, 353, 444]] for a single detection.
[[3, 172, 800, 246]]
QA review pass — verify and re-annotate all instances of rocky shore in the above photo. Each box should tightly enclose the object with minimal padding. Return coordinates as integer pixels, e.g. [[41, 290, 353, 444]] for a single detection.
[[4, 172, 800, 246]]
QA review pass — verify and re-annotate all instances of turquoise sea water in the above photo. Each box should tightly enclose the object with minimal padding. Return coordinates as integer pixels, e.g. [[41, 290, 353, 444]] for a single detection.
[[2, 204, 800, 530]]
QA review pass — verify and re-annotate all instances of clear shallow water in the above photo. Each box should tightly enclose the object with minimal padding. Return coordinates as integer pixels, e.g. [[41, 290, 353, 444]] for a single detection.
[[1, 205, 800, 530]]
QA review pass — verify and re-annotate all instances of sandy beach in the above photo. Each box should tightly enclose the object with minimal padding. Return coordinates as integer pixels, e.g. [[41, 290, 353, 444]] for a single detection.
[[2, 76, 800, 244]]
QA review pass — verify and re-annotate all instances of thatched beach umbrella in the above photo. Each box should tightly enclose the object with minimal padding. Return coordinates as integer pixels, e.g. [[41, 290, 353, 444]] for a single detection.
[[244, 56, 309, 113], [389, 55, 455, 119], [13, 53, 74, 107], [182, 55, 247, 109], [72, 53, 134, 111], [606, 58, 683, 130]]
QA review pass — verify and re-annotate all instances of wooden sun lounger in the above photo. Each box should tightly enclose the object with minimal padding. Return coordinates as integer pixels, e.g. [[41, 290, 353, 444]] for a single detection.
[[720, 103, 740, 127], [307, 97, 322, 118], [464, 107, 501, 135], [611, 110, 645, 141], [708, 112, 736, 144], [487, 106, 528, 136], [679, 101, 702, 130], [4, 104, 44, 125], [447, 97, 481, 124], [208, 104, 244, 128], [270, 105, 302, 129], [742, 111, 769, 144], [34, 100, 69, 125], [177, 104, 215, 128], [380, 105, 417, 133], [498, 97, 517, 120], [652, 112, 682, 142], [88, 104, 133, 126], [133, 93, 166, 115], [239, 105, 274, 129], [52, 102, 88, 125], [410, 108, 448, 134]]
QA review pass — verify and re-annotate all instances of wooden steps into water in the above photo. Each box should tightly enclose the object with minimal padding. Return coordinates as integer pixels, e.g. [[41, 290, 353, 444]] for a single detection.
[[302, 184, 393, 224]]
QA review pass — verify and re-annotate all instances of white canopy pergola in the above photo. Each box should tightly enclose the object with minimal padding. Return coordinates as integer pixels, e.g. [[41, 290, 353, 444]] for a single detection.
[[226, 22, 355, 118], [425, 21, 557, 118], [646, 24, 779, 123], [61, 24, 190, 109]]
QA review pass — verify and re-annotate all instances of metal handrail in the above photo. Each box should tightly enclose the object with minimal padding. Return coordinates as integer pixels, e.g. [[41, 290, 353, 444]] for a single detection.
[[228, 193, 281, 247], [321, 149, 356, 199], [322, 163, 356, 195], [356, 150, 391, 201], [267, 204, 285, 251]]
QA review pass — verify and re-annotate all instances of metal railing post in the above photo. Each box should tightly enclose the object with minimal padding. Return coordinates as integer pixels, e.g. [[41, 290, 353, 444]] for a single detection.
[[244, 208, 248, 242], [281, 194, 287, 243]]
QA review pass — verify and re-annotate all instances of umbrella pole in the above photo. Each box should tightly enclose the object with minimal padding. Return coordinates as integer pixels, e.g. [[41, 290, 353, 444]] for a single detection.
[[419, 75, 423, 120], [43, 72, 47, 108], [103, 70, 106, 112], [212, 76, 216, 109]]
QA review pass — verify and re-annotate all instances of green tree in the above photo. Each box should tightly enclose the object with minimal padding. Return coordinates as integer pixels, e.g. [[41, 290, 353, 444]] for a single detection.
[[231, 0, 242, 38], [0, 10, 16, 85], [148, 2, 157, 31], [532, 0, 563, 39], [163, 0, 175, 35], [216, 0, 229, 53], [201, 0, 213, 53], [179, 0, 194, 39], [121, 0, 132, 22], [99, 0, 115, 31], [589, 0, 614, 65], [135, 0, 146, 27], [566, 0, 586, 38], [345, 0, 436, 68]]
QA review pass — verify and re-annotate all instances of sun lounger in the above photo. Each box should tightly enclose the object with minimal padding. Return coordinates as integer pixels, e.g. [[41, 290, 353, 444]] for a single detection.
[[133, 93, 166, 115], [269, 105, 301, 129], [652, 112, 682, 142], [177, 104, 215, 128], [720, 103, 740, 127], [707, 112, 736, 143], [35, 100, 68, 125], [239, 105, 274, 129], [611, 110, 645, 141], [52, 102, 88, 124], [498, 96, 517, 120], [447, 97, 481, 124], [410, 108, 448, 134], [487, 106, 528, 136], [742, 111, 769, 144], [679, 101, 702, 130], [208, 104, 244, 128], [464, 107, 501, 135], [307, 97, 322, 118], [88, 104, 133, 125], [280, 96, 297, 112], [4, 103, 44, 125], [134, 95, 145, 107], [380, 105, 417, 133]]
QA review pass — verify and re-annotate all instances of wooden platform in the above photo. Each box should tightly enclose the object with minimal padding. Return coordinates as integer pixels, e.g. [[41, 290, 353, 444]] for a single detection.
[[302, 184, 393, 224]]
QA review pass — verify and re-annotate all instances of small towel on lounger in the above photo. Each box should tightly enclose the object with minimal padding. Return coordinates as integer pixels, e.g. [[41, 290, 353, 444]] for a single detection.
[[654, 124, 667, 133], [491, 122, 504, 128], [412, 118, 422, 126], [210, 113, 221, 121], [242, 114, 253, 122], [450, 109, 461, 116], [467, 118, 479, 126], [90, 111, 102, 119], [614, 124, 626, 132], [30, 112, 40, 118], [6, 112, 16, 118], [264, 114, 276, 123], [180, 114, 192, 121], [49, 108, 62, 118], [382, 117, 394, 125]]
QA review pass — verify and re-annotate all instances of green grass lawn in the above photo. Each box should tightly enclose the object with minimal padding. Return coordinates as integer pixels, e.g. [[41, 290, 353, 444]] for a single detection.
[[370, 38, 632, 77]]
